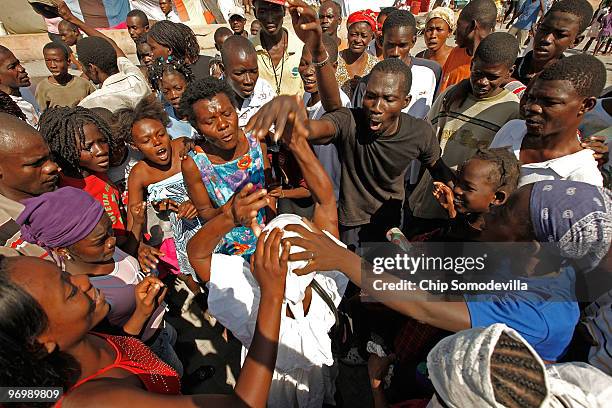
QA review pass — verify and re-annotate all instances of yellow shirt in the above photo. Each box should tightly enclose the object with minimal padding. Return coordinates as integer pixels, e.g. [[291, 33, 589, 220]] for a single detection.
[[252, 29, 304, 97]]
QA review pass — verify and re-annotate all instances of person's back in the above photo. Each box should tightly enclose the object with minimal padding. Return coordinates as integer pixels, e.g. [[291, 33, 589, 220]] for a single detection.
[[77, 37, 149, 111]]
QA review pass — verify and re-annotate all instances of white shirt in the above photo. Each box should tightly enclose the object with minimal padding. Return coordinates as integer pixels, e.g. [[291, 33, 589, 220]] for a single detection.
[[237, 78, 276, 128], [10, 95, 39, 128], [490, 119, 603, 187], [79, 57, 151, 112], [404, 64, 437, 119]]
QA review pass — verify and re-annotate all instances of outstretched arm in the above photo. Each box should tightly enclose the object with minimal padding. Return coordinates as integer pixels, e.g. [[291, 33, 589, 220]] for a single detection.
[[68, 231, 286, 408], [283, 111, 339, 237], [54, 0, 126, 58], [245, 96, 337, 145], [283, 222, 471, 332]]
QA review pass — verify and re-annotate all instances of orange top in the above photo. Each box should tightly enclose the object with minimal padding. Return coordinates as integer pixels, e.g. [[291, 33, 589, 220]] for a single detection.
[[439, 47, 472, 92]]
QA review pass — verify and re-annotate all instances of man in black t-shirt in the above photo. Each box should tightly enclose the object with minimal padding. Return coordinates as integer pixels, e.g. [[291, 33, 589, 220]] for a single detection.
[[248, 59, 452, 248]]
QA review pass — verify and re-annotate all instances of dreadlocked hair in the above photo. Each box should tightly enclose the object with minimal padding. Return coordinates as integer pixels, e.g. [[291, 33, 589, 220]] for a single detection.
[[149, 57, 193, 93], [148, 20, 200, 64], [39, 106, 116, 175], [0, 90, 26, 121], [0, 256, 81, 407], [113, 94, 170, 144], [490, 332, 547, 408], [473, 147, 521, 193]]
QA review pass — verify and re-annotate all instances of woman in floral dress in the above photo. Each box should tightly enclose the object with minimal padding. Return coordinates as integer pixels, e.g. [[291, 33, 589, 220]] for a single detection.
[[181, 77, 270, 260]]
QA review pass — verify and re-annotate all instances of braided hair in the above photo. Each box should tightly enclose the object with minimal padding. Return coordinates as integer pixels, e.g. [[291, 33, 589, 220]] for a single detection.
[[38, 106, 116, 175], [147, 20, 200, 64], [149, 57, 193, 93], [0, 256, 81, 406], [490, 332, 547, 408], [0, 90, 26, 121]]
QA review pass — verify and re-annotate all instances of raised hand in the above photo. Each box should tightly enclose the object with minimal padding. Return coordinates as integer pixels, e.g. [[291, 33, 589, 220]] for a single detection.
[[129, 201, 147, 226], [433, 181, 457, 218], [283, 218, 348, 275], [287, 0, 323, 52], [133, 276, 167, 318], [252, 228, 289, 299], [52, 0, 75, 22], [581, 135, 609, 168], [245, 95, 308, 144], [138, 242, 164, 274], [224, 183, 269, 237], [153, 198, 179, 213], [176, 200, 198, 219]]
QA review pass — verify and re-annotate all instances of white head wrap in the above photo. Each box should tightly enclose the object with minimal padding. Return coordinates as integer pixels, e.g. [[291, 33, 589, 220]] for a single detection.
[[427, 324, 612, 408]]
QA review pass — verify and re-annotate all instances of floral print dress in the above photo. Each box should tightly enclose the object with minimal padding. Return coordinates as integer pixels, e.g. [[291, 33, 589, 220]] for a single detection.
[[190, 132, 265, 259]]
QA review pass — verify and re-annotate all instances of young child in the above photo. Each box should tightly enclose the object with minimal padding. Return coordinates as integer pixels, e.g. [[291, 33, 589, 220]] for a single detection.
[[429, 148, 521, 240], [181, 77, 270, 260], [250, 19, 262, 36], [117, 95, 203, 284], [210, 27, 233, 78], [15, 186, 182, 376], [149, 58, 198, 139], [38, 106, 127, 239], [35, 42, 94, 110], [490, 54, 605, 187], [136, 35, 154, 68], [409, 32, 521, 225]]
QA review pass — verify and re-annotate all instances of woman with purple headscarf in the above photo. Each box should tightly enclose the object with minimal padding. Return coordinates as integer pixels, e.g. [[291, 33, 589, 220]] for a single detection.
[[15, 186, 183, 376]]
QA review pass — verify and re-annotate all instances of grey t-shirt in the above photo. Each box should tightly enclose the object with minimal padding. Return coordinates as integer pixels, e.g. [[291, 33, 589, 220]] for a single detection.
[[322, 107, 440, 228]]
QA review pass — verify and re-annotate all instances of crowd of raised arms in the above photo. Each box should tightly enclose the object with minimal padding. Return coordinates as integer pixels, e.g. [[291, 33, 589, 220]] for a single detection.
[[0, 0, 611, 406]]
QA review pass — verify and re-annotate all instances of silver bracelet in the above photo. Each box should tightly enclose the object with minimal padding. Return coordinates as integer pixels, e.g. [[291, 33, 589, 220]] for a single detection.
[[312, 51, 330, 68]]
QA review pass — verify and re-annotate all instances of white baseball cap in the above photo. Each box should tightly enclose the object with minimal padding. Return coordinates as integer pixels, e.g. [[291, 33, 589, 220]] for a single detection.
[[228, 5, 246, 19]]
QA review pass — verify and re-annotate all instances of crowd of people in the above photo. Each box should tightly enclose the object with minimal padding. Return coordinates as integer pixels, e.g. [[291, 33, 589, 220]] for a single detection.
[[0, 0, 611, 406]]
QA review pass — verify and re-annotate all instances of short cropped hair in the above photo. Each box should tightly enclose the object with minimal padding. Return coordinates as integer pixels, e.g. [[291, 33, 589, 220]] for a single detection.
[[382, 9, 416, 36], [545, 0, 593, 33], [42, 41, 70, 60], [127, 9, 150, 26], [473, 32, 519, 67], [459, 0, 498, 30], [179, 77, 236, 130], [369, 58, 412, 96], [537, 54, 606, 97], [76, 37, 118, 75]]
